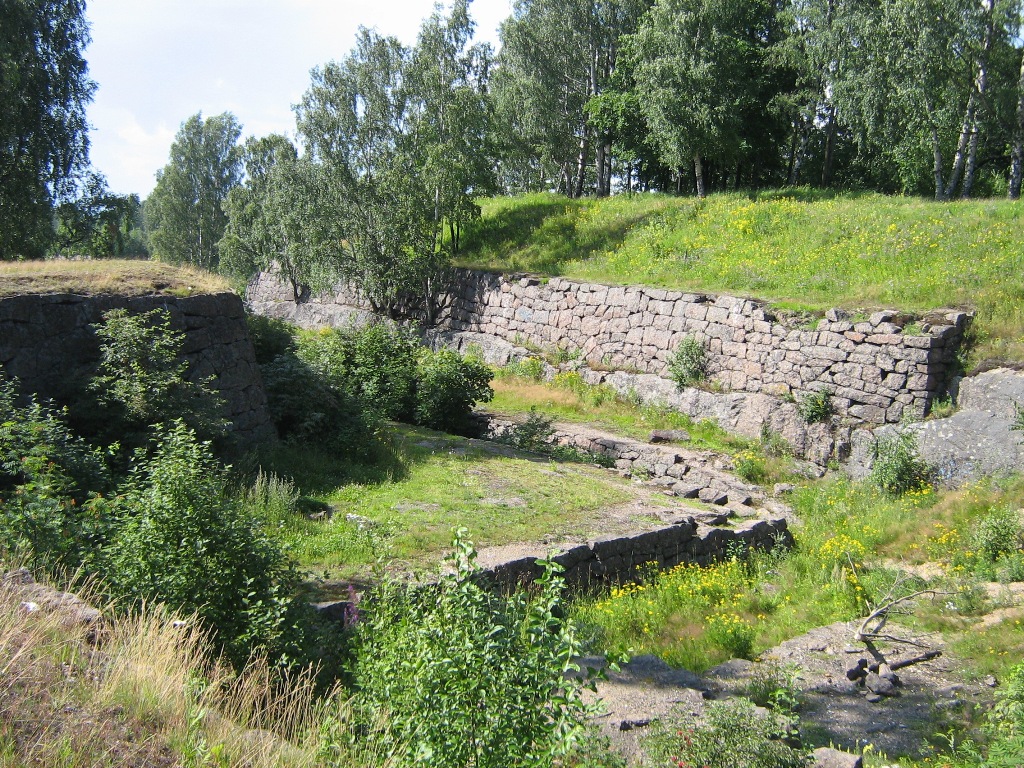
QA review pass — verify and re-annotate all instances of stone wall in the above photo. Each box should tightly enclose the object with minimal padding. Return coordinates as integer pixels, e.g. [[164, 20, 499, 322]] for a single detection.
[[0, 292, 274, 445], [481, 516, 791, 591], [247, 269, 968, 427]]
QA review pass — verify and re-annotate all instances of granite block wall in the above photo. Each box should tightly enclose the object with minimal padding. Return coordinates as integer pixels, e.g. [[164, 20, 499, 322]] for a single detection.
[[0, 292, 274, 444]]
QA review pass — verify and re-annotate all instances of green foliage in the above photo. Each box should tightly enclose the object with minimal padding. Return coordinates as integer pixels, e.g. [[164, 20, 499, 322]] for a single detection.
[[414, 348, 494, 434], [0, 377, 112, 569], [945, 507, 1024, 583], [104, 422, 301, 668], [259, 352, 378, 460], [245, 313, 296, 365], [219, 135, 333, 297], [746, 660, 803, 714], [144, 112, 243, 269], [499, 355, 547, 382], [1012, 402, 1024, 432], [869, 430, 932, 497], [295, 2, 493, 322], [797, 388, 833, 424], [351, 531, 600, 767], [0, 0, 94, 259], [89, 308, 227, 445], [733, 450, 771, 485], [640, 699, 807, 768], [667, 335, 708, 389], [502, 407, 556, 452]]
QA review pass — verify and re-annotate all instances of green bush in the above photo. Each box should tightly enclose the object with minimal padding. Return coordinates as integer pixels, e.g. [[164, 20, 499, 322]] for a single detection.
[[350, 532, 600, 768], [641, 699, 807, 768], [500, 355, 547, 381], [667, 335, 708, 389], [414, 348, 493, 434], [501, 407, 556, 452], [89, 308, 227, 445], [260, 353, 378, 459], [104, 421, 304, 668], [868, 429, 931, 497], [246, 313, 296, 364], [797, 388, 833, 424], [0, 378, 112, 569]]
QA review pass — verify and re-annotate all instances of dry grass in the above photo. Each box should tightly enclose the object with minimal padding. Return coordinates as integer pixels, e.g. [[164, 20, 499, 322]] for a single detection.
[[0, 259, 231, 299], [0, 570, 384, 768]]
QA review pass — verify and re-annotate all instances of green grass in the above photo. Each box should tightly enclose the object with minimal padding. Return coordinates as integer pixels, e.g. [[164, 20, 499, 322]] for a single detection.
[[254, 424, 636, 578], [458, 190, 1024, 363]]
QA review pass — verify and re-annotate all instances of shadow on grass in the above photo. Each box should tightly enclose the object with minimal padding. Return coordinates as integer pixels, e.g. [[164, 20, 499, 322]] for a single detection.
[[458, 192, 673, 275]]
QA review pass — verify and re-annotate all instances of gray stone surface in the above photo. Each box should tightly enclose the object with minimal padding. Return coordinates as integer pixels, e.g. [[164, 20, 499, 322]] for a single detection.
[[0, 292, 275, 445], [849, 368, 1024, 485]]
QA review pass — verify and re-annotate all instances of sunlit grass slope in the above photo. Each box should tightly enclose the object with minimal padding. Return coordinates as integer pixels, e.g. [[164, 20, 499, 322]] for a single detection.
[[458, 191, 1024, 363], [0, 259, 231, 298]]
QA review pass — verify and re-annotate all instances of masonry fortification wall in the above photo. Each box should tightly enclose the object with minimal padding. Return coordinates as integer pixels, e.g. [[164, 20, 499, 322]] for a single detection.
[[249, 269, 967, 429], [0, 292, 274, 444]]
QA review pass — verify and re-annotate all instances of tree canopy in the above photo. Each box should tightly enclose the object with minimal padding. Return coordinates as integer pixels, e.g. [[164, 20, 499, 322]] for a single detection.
[[144, 112, 243, 269], [0, 0, 94, 259]]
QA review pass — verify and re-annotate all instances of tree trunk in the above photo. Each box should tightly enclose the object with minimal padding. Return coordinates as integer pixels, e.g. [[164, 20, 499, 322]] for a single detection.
[[788, 116, 810, 186], [572, 134, 588, 198], [1009, 49, 1024, 199], [926, 99, 946, 201], [694, 153, 706, 198], [821, 104, 837, 187], [944, 90, 977, 200], [963, 0, 994, 199]]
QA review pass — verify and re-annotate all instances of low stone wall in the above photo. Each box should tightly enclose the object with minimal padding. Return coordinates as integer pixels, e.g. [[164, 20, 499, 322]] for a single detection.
[[0, 292, 274, 444], [480, 414, 798, 515], [248, 269, 968, 429], [481, 516, 791, 591]]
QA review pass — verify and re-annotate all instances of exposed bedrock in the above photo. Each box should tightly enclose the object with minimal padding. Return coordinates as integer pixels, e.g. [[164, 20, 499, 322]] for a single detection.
[[849, 367, 1024, 485]]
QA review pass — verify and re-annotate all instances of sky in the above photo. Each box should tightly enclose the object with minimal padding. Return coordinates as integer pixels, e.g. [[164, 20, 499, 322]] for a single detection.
[[85, 0, 513, 198]]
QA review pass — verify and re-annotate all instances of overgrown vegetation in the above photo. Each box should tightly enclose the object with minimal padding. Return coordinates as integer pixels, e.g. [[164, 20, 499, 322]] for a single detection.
[[667, 335, 709, 389]]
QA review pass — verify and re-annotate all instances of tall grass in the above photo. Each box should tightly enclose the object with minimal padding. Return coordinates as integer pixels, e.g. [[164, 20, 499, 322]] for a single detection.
[[0, 573, 386, 768], [459, 191, 1024, 363]]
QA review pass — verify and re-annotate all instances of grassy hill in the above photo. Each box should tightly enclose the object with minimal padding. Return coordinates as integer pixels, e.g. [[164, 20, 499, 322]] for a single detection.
[[0, 259, 230, 298], [457, 191, 1024, 364]]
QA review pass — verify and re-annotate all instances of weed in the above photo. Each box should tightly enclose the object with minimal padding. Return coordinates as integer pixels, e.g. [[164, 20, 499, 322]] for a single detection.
[[759, 425, 792, 458], [667, 335, 708, 389], [869, 429, 932, 497], [1013, 402, 1024, 432], [797, 388, 833, 424], [641, 699, 807, 768], [928, 394, 957, 420], [746, 660, 803, 714]]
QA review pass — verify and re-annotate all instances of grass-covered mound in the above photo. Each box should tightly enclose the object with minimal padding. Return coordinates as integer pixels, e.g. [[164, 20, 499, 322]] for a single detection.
[[458, 191, 1024, 363], [0, 259, 231, 298]]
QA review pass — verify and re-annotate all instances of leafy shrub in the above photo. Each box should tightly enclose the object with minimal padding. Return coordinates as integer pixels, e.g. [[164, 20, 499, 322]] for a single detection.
[[104, 421, 304, 668], [949, 507, 1024, 582], [351, 532, 600, 767], [89, 308, 227, 444], [502, 407, 556, 452], [295, 323, 419, 421], [797, 388, 833, 424], [759, 425, 792, 457], [868, 429, 931, 496], [667, 335, 708, 389], [641, 698, 806, 768], [1012, 401, 1024, 432], [0, 378, 112, 568], [260, 353, 378, 459], [246, 313, 296, 364], [414, 348, 494, 434]]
